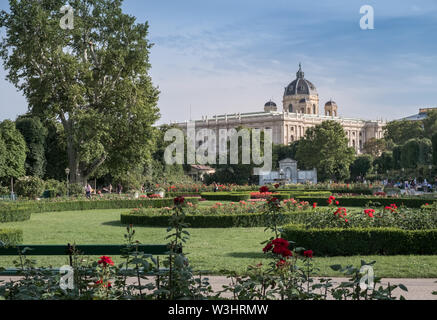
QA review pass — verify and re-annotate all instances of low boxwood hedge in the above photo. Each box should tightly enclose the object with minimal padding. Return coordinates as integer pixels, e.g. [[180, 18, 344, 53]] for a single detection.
[[294, 196, 434, 208], [201, 191, 332, 201], [0, 208, 32, 223], [279, 188, 373, 195], [0, 228, 23, 246], [0, 197, 200, 217], [201, 192, 251, 202], [167, 192, 201, 197], [282, 224, 437, 256], [120, 210, 309, 228]]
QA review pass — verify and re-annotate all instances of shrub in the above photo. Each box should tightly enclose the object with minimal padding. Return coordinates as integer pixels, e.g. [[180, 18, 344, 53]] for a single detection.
[[14, 176, 46, 199], [44, 179, 68, 197], [0, 185, 9, 195], [0, 228, 23, 246], [282, 224, 437, 256], [68, 183, 85, 197], [0, 207, 32, 223]]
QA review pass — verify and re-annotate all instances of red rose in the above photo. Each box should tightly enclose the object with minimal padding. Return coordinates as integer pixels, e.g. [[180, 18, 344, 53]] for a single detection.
[[263, 243, 273, 253], [95, 280, 112, 288], [313, 203, 317, 208], [276, 259, 287, 268], [264, 238, 292, 258], [98, 256, 114, 267], [174, 196, 185, 206], [259, 186, 269, 193], [274, 184, 280, 189], [303, 250, 313, 258]]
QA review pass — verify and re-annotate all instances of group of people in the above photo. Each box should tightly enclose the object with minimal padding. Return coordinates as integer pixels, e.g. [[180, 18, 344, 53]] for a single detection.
[[84, 183, 124, 198], [389, 178, 436, 194]]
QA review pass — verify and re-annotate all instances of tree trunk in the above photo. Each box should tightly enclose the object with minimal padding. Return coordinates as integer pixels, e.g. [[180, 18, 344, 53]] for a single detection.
[[62, 114, 106, 185], [62, 116, 82, 185]]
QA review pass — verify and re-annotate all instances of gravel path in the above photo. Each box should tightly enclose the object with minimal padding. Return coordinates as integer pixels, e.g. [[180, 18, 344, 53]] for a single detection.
[[1, 276, 436, 300]]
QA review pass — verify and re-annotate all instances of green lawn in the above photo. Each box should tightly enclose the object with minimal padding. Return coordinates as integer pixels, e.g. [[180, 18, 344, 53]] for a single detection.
[[1, 209, 436, 278]]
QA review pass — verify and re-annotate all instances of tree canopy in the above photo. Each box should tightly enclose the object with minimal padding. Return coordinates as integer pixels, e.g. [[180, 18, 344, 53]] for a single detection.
[[295, 121, 355, 181], [0, 0, 160, 184], [16, 115, 48, 178], [384, 120, 424, 145], [0, 120, 27, 180], [350, 154, 373, 179], [362, 138, 386, 157]]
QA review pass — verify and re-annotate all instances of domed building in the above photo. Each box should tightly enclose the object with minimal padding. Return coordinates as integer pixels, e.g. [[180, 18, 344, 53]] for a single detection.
[[325, 100, 338, 117], [264, 100, 277, 112], [173, 64, 386, 155], [283, 64, 319, 115]]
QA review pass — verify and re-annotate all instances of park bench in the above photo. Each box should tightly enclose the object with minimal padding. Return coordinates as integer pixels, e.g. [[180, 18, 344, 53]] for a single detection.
[[0, 244, 176, 276]]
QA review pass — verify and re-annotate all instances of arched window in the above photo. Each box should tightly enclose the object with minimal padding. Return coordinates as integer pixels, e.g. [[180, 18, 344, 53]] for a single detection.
[[288, 104, 293, 113], [313, 104, 316, 114], [290, 135, 294, 142]]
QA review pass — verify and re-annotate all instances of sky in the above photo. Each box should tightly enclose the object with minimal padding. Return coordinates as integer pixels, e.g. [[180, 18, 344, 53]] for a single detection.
[[0, 0, 436, 124]]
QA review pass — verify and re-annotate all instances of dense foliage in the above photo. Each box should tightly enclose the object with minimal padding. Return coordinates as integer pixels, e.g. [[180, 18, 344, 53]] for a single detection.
[[0, 0, 160, 184], [295, 121, 355, 181], [15, 116, 47, 178]]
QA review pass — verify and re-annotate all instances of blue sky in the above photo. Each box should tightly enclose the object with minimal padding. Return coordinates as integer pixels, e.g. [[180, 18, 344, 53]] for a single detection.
[[1, 0, 437, 123]]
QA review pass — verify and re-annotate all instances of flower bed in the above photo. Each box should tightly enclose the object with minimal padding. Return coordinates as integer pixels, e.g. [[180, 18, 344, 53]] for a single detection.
[[0, 228, 23, 246], [293, 196, 435, 208], [290, 205, 437, 230]]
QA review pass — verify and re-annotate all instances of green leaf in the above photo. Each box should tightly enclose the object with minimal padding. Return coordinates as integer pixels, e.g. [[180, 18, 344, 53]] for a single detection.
[[330, 264, 342, 271], [398, 284, 408, 292]]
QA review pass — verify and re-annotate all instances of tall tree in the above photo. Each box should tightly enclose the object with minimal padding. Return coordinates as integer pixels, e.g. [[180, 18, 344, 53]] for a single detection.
[[0, 120, 27, 180], [384, 120, 424, 146], [16, 115, 48, 178], [400, 138, 432, 169], [350, 154, 373, 179], [373, 151, 393, 174], [0, 0, 160, 184], [0, 138, 6, 179], [295, 121, 355, 181], [44, 121, 68, 180], [362, 138, 386, 157], [432, 133, 437, 166], [423, 110, 437, 139]]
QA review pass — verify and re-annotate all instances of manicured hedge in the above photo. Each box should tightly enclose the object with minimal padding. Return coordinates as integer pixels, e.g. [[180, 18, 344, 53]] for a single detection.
[[121, 211, 309, 228], [294, 196, 435, 208], [167, 192, 201, 197], [282, 224, 437, 256], [200, 191, 331, 201], [0, 197, 200, 217], [0, 208, 32, 223], [201, 192, 251, 202], [285, 191, 332, 199], [279, 188, 373, 195], [0, 228, 23, 246]]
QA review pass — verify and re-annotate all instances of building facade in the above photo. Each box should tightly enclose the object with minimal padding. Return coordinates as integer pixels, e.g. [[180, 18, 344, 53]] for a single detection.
[[173, 64, 386, 154]]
